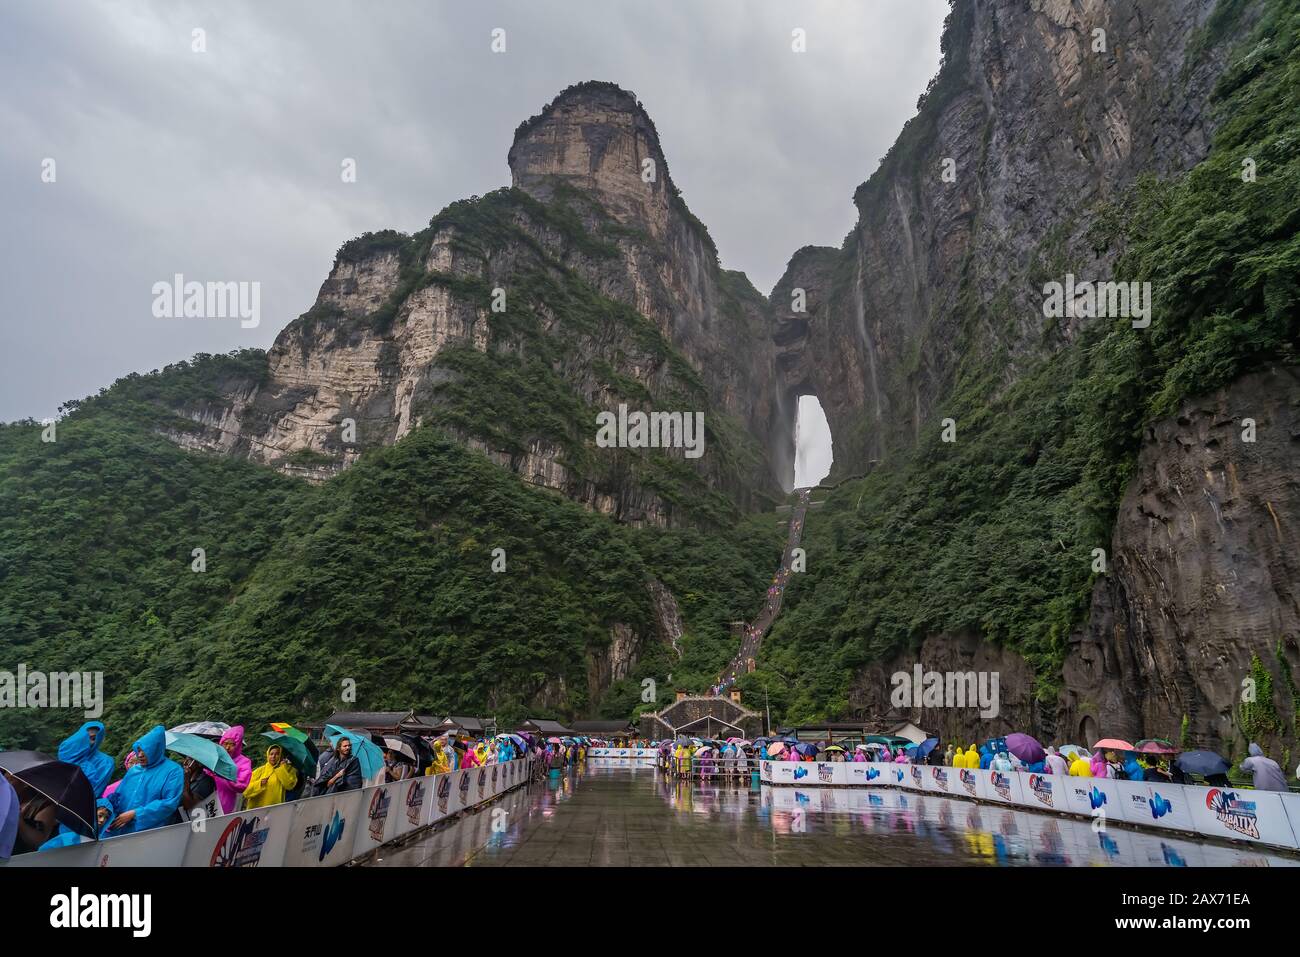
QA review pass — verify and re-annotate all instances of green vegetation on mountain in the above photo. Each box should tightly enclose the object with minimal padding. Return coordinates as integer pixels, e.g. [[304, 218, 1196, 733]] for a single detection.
[[749, 2, 1298, 722], [0, 369, 780, 755]]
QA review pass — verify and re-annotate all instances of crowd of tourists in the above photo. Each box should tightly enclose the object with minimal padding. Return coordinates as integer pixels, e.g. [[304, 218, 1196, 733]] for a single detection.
[[655, 732, 1297, 795], [0, 718, 550, 859]]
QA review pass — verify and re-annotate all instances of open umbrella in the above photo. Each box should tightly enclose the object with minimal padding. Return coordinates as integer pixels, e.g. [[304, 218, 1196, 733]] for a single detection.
[[0, 750, 55, 774], [269, 722, 309, 743], [172, 732, 238, 775], [7, 760, 97, 838], [793, 743, 818, 757], [1092, 738, 1135, 752], [1057, 744, 1090, 760], [1005, 733, 1045, 764], [261, 731, 316, 778], [767, 742, 787, 756], [1176, 750, 1230, 777], [547, 737, 562, 744], [165, 731, 237, 780], [823, 745, 846, 753], [169, 721, 230, 742], [913, 737, 941, 762], [324, 725, 385, 780], [1135, 738, 1179, 755], [382, 736, 418, 762]]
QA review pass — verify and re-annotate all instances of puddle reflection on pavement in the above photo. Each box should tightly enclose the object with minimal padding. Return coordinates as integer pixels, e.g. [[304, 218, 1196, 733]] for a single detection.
[[371, 759, 1297, 867]]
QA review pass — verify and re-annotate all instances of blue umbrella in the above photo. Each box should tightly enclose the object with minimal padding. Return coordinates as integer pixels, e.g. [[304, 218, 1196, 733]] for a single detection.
[[165, 731, 237, 780], [914, 737, 940, 761], [1176, 750, 1230, 777], [325, 725, 385, 780]]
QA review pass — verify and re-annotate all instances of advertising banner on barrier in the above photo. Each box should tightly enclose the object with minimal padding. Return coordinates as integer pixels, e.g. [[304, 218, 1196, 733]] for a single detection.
[[761, 760, 772, 782], [924, 765, 960, 796], [1061, 776, 1121, 822], [1112, 779, 1195, 833], [1018, 771, 1068, 812], [1187, 785, 1298, 848], [352, 778, 403, 860], [282, 790, 364, 867], [183, 802, 295, 868], [589, 748, 656, 758], [980, 769, 1025, 804]]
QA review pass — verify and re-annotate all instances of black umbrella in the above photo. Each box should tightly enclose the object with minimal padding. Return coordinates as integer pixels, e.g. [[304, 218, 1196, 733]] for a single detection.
[[0, 750, 56, 774], [1176, 750, 1230, 777], [9, 760, 97, 838]]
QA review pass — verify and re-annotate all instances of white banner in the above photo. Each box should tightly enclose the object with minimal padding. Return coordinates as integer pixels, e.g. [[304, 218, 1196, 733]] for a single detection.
[[1112, 779, 1196, 833], [1187, 784, 1298, 847], [1016, 771, 1068, 812], [182, 801, 295, 868]]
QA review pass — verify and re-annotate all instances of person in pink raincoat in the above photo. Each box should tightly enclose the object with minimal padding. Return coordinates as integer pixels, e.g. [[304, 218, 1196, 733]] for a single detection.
[[206, 726, 253, 814], [1089, 750, 1110, 779], [102, 750, 138, 798], [852, 748, 867, 763]]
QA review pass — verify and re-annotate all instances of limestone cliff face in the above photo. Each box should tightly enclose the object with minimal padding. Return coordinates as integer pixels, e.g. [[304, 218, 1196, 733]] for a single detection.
[[166, 82, 779, 526], [769, 0, 1252, 487], [1059, 366, 1300, 753]]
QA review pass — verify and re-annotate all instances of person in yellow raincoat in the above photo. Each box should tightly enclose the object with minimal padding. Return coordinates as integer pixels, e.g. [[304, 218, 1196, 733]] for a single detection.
[[952, 746, 965, 767], [242, 744, 298, 809], [964, 745, 980, 768], [1068, 752, 1093, 777], [425, 739, 451, 776]]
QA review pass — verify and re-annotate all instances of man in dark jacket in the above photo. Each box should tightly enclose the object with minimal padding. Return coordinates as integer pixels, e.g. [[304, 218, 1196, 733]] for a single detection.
[[311, 738, 361, 795]]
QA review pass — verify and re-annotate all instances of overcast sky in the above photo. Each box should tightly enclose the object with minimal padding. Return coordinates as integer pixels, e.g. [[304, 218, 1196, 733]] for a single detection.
[[0, 0, 946, 431]]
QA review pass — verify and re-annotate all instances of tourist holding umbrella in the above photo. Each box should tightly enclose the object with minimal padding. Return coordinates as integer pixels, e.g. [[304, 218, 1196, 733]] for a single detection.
[[164, 732, 234, 824], [106, 725, 185, 834], [1176, 749, 1230, 783], [324, 725, 385, 784], [312, 735, 362, 795], [206, 726, 253, 814], [56, 721, 116, 798]]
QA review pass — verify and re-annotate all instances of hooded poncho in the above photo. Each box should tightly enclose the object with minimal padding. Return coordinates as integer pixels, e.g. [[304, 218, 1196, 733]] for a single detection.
[[1241, 743, 1288, 792], [206, 725, 253, 814], [107, 725, 184, 834], [57, 721, 116, 798]]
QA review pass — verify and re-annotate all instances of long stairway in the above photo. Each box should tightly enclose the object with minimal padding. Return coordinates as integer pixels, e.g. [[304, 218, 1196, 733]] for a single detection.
[[714, 487, 811, 693]]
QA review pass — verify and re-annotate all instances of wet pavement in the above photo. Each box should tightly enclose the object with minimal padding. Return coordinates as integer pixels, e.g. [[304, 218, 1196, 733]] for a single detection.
[[371, 760, 1298, 867]]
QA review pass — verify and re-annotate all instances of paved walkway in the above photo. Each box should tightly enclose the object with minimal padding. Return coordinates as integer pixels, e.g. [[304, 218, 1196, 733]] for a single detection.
[[371, 763, 1295, 867]]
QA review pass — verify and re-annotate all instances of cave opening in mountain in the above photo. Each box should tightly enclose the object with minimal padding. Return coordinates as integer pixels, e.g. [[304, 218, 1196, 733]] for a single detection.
[[793, 394, 833, 490]]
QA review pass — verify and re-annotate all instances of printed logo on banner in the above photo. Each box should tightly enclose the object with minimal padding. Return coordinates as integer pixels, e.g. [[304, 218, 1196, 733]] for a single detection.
[[895, 769, 905, 783], [405, 779, 425, 826], [958, 768, 978, 796], [437, 775, 451, 813], [793, 766, 808, 781], [1206, 789, 1261, 839], [866, 767, 880, 781], [477, 767, 487, 797], [991, 771, 1013, 801], [910, 766, 923, 787], [459, 770, 470, 802], [817, 763, 834, 784], [303, 810, 347, 862], [1150, 792, 1173, 820], [1088, 785, 1108, 810], [1027, 774, 1055, 808], [491, 765, 498, 788], [367, 787, 391, 841], [931, 767, 949, 791], [209, 815, 270, 868]]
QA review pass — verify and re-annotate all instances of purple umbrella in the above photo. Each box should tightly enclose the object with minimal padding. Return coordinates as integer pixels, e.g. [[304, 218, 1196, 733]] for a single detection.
[[1005, 733, 1045, 765]]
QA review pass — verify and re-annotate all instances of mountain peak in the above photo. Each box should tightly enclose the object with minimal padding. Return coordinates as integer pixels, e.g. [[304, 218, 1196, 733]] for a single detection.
[[508, 81, 676, 231]]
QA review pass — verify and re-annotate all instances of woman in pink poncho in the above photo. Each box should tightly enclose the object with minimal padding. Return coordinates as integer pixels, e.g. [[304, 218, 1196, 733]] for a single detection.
[[206, 726, 253, 814]]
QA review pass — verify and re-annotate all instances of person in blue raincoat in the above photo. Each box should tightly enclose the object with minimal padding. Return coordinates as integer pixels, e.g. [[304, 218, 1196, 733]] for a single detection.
[[105, 725, 184, 834], [979, 745, 993, 770], [38, 799, 113, 851], [1122, 753, 1145, 782], [57, 721, 116, 798]]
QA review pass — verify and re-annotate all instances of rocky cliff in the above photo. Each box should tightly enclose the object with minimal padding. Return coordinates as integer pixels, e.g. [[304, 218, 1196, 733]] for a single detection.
[[164, 82, 779, 526], [769, 0, 1255, 486]]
